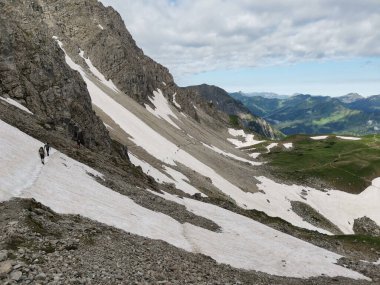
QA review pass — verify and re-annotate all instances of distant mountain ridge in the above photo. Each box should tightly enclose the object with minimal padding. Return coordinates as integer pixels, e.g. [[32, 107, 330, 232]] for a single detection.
[[230, 92, 380, 135], [338, 93, 365, 104], [186, 84, 283, 139], [232, 91, 289, 99]]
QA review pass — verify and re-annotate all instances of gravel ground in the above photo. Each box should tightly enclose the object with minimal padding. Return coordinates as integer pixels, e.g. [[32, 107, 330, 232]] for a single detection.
[[0, 199, 375, 285]]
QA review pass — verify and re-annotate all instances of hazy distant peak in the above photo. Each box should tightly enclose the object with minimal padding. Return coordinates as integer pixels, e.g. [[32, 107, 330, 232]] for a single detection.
[[232, 91, 289, 99], [338, 93, 364, 103]]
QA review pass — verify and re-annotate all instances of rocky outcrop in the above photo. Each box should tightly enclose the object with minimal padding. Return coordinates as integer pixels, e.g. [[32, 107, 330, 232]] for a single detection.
[[0, 0, 111, 151], [186, 84, 282, 138], [353, 216, 380, 237], [24, 0, 203, 126], [36, 0, 174, 105], [290, 201, 343, 235]]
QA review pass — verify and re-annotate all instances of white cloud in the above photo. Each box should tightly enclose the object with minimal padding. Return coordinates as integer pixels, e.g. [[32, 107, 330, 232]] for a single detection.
[[99, 0, 380, 80]]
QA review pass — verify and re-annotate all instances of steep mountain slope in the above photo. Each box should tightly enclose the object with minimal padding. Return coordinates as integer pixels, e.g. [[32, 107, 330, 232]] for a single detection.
[[186, 84, 282, 139], [0, 1, 111, 151], [231, 92, 380, 135], [230, 91, 284, 117], [1, 0, 380, 283], [0, 116, 372, 282], [348, 95, 380, 114]]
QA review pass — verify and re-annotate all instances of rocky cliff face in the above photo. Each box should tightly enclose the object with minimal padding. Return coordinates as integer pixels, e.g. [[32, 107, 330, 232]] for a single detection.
[[0, 0, 111, 151], [186, 84, 282, 139], [32, 0, 206, 125], [36, 0, 174, 105]]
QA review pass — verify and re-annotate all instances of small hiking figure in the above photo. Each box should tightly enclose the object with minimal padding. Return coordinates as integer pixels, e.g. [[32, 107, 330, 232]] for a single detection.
[[76, 138, 81, 148], [44, 142, 50, 156], [39, 147, 45, 164]]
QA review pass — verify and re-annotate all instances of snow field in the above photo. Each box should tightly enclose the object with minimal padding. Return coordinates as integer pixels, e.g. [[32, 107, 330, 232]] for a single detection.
[[145, 89, 180, 129], [266, 142, 278, 152], [163, 166, 205, 196], [129, 153, 203, 196], [129, 153, 173, 184], [0, 120, 191, 249], [249, 152, 261, 159], [336, 136, 362, 141], [0, 119, 369, 279], [172, 92, 181, 109], [0, 96, 33, 114], [228, 128, 245, 137], [202, 143, 262, 166], [310, 135, 361, 141], [227, 128, 264, 148], [148, 191, 369, 279], [254, 176, 380, 234], [283, 142, 293, 149], [78, 49, 119, 92], [311, 136, 328, 140]]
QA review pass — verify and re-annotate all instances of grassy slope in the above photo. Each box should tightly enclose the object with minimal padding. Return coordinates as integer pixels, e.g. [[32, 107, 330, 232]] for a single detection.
[[260, 135, 380, 193]]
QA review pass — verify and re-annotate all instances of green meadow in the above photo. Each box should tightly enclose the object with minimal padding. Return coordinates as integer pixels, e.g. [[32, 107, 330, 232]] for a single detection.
[[259, 134, 380, 193]]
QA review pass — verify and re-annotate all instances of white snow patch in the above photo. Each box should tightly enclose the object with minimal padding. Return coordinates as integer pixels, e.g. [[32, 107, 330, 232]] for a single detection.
[[172, 92, 181, 109], [78, 49, 119, 92], [98, 24, 104, 30], [163, 166, 205, 196], [227, 128, 264, 148], [0, 119, 369, 279], [249, 152, 261, 159], [148, 191, 369, 280], [283, 143, 293, 149], [103, 123, 113, 130], [228, 128, 245, 137], [266, 143, 278, 152], [361, 258, 380, 265], [254, 176, 380, 234], [336, 136, 362, 141], [311, 136, 328, 140], [145, 89, 180, 129], [202, 143, 262, 166], [129, 153, 203, 196], [0, 97, 33, 114], [162, 81, 166, 86], [129, 153, 173, 184]]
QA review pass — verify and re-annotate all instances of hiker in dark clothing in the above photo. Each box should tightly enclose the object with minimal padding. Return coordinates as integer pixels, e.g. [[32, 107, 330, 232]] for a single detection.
[[44, 143, 50, 156], [39, 147, 45, 164], [76, 138, 81, 148]]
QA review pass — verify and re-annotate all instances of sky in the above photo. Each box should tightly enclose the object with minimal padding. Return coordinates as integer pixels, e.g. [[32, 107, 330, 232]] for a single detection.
[[99, 0, 380, 96]]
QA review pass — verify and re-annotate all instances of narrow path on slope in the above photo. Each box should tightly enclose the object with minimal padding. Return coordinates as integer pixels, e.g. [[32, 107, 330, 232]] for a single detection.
[[17, 151, 58, 197]]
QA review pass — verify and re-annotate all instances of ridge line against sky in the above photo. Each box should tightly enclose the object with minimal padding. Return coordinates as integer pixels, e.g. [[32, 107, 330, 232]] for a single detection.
[[99, 0, 380, 97]]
